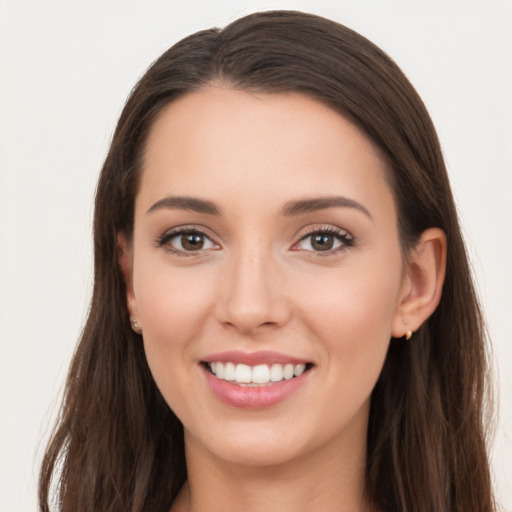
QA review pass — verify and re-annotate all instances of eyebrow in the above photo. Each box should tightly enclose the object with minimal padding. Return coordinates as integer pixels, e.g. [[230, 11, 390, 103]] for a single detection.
[[280, 196, 372, 219], [146, 194, 371, 219], [147, 196, 222, 215]]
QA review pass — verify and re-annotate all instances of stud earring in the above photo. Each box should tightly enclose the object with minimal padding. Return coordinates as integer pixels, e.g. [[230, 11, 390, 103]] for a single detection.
[[405, 330, 413, 340], [130, 317, 142, 334]]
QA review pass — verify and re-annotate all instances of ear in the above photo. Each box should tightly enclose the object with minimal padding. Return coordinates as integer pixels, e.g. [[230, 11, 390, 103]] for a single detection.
[[391, 227, 447, 338], [117, 233, 140, 324]]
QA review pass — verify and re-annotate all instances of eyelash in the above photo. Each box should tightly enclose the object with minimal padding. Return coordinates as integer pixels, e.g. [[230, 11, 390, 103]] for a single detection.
[[155, 225, 355, 257], [292, 226, 354, 257], [155, 226, 219, 257]]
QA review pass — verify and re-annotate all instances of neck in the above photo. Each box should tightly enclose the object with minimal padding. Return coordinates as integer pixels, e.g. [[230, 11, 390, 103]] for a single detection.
[[172, 419, 374, 512]]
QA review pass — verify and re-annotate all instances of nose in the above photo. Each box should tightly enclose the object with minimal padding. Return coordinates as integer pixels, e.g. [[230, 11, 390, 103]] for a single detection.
[[215, 245, 291, 335]]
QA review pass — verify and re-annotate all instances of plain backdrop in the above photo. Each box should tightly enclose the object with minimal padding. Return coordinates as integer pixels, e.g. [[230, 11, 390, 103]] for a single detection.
[[0, 1, 511, 511]]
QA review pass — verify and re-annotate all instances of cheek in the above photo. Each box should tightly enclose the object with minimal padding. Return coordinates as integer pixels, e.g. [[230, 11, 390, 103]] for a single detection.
[[135, 263, 215, 341], [292, 257, 402, 381], [289, 267, 400, 444], [133, 264, 222, 428], [297, 262, 400, 332], [133, 263, 218, 400]]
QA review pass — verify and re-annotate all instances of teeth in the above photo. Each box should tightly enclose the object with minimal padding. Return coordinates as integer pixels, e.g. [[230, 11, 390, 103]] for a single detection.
[[283, 363, 294, 380], [294, 364, 306, 377], [224, 362, 236, 381], [234, 364, 252, 383], [215, 362, 225, 379], [252, 364, 270, 384], [270, 364, 284, 382], [207, 362, 309, 385]]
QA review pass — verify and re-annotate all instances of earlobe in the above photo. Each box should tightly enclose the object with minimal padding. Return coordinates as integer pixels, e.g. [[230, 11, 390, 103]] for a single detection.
[[117, 233, 139, 322], [392, 227, 447, 338]]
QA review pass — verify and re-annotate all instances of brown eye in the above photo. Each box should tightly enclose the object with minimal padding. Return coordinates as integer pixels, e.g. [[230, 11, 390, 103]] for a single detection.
[[181, 233, 205, 250], [311, 234, 335, 251], [294, 228, 353, 254], [168, 231, 216, 252]]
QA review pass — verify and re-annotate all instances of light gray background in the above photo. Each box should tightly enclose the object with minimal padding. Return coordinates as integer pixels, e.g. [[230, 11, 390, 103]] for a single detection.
[[1, 1, 511, 511]]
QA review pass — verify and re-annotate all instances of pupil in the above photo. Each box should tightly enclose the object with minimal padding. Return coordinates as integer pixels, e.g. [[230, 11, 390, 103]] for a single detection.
[[183, 234, 204, 250], [312, 234, 333, 251]]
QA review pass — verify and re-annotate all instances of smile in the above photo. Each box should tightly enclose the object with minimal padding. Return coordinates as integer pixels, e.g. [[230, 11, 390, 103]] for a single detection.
[[201, 352, 314, 408], [207, 362, 308, 385]]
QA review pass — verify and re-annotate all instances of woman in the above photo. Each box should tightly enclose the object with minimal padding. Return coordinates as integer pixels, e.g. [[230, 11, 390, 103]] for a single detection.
[[39, 10, 495, 512]]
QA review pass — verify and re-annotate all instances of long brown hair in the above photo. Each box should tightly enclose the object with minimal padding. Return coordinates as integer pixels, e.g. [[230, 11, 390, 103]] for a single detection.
[[39, 10, 494, 512]]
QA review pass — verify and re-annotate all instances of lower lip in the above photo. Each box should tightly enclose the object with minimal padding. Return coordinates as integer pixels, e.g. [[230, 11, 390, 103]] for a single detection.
[[202, 366, 310, 409]]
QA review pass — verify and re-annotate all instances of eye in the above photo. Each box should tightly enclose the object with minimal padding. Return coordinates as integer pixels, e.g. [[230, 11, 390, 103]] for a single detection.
[[293, 228, 354, 254], [156, 228, 219, 255]]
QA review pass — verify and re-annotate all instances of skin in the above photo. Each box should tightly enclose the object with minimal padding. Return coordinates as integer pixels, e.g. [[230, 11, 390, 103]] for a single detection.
[[120, 86, 446, 512]]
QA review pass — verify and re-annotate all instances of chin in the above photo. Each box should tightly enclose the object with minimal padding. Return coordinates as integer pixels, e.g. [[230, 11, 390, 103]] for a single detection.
[[184, 416, 316, 467], [207, 437, 309, 468]]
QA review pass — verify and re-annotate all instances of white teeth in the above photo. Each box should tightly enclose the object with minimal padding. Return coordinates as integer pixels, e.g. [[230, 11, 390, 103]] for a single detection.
[[215, 362, 225, 379], [294, 364, 306, 377], [224, 362, 236, 381], [252, 364, 270, 384], [234, 364, 252, 383], [283, 363, 294, 380], [269, 363, 284, 382], [207, 362, 309, 385]]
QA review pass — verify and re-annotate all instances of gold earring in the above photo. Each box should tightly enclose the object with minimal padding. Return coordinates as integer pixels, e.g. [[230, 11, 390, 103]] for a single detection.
[[405, 330, 412, 340]]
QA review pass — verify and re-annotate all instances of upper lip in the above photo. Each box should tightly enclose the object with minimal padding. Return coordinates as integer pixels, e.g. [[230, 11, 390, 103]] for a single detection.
[[201, 350, 311, 366]]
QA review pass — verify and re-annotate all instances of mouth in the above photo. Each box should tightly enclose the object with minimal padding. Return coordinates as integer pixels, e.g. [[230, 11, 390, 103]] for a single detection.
[[200, 353, 315, 408], [202, 361, 314, 387]]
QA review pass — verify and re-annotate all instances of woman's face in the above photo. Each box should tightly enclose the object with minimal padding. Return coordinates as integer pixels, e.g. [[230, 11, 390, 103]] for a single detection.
[[124, 87, 409, 467]]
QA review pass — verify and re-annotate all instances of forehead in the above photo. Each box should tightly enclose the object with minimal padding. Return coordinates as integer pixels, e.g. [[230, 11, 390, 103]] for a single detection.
[[138, 86, 394, 218]]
